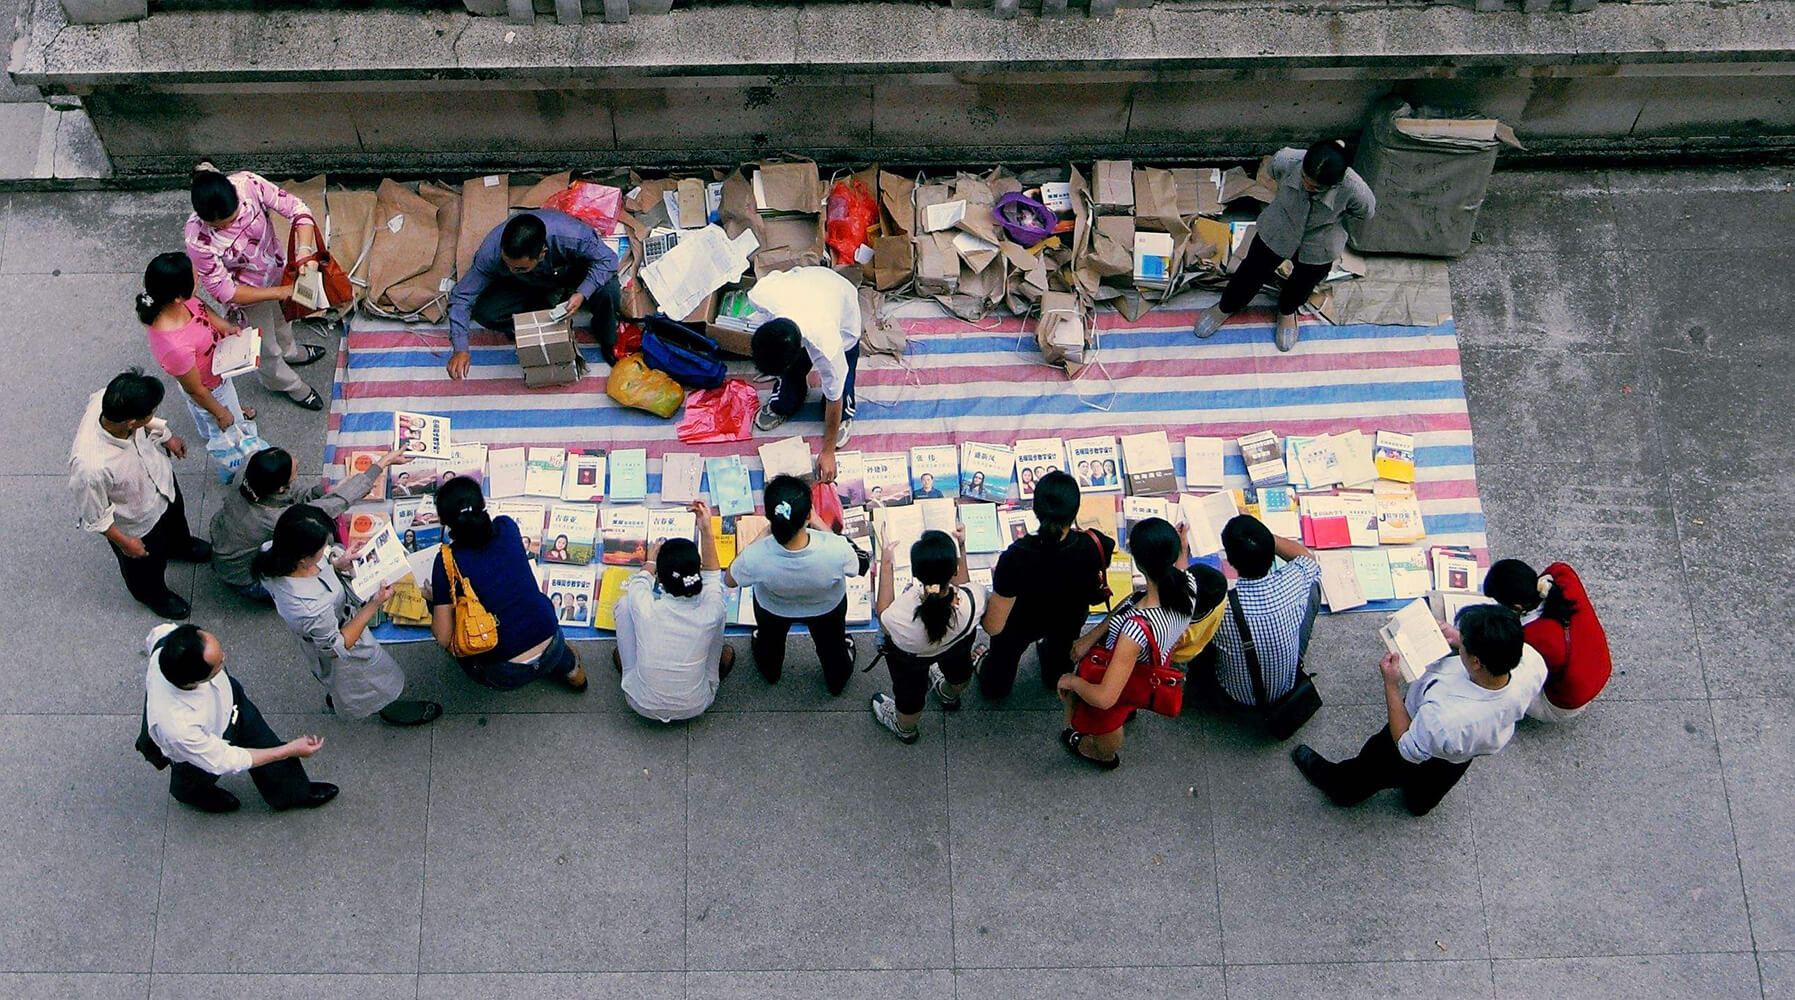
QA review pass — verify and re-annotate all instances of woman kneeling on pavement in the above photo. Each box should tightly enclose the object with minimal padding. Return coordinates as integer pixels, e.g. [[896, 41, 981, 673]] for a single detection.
[[869, 526, 986, 744], [1057, 517, 1197, 770]]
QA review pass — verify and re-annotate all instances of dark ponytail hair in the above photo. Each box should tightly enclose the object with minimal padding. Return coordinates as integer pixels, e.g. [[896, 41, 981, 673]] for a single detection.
[[190, 163, 239, 223], [1031, 470, 1080, 540], [1129, 517, 1194, 617], [763, 475, 811, 545], [136, 252, 193, 324], [435, 476, 493, 547], [253, 503, 339, 580], [1189, 562, 1228, 619], [241, 447, 294, 503], [910, 529, 960, 644], [656, 538, 704, 598], [1483, 557, 1577, 626]]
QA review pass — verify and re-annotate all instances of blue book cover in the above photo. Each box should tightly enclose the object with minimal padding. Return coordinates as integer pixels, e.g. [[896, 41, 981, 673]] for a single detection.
[[705, 456, 754, 517]]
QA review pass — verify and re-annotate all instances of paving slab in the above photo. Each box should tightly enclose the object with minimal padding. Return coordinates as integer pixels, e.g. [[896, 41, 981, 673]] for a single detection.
[[1471, 701, 1751, 958], [1448, 248, 1635, 351], [1606, 168, 1795, 252], [702, 634, 874, 713], [688, 969, 956, 999], [1, 188, 189, 275], [1206, 704, 1486, 964], [1713, 698, 1795, 952], [685, 711, 952, 971], [149, 973, 417, 1000], [417, 971, 682, 999], [1765, 951, 1795, 1000], [955, 965, 1222, 999], [153, 714, 429, 974], [1491, 953, 1763, 1000], [1469, 171, 1619, 256], [1224, 959, 1492, 1000], [0, 103, 50, 178], [0, 974, 148, 999], [1458, 342, 1662, 470], [944, 710, 1221, 969], [419, 712, 685, 973], [0, 716, 166, 974]]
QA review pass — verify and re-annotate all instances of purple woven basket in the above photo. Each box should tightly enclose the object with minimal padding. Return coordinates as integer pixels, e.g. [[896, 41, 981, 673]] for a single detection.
[[993, 191, 1057, 245]]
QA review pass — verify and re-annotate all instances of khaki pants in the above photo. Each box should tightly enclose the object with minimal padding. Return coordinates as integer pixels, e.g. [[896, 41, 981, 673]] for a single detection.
[[242, 299, 312, 400]]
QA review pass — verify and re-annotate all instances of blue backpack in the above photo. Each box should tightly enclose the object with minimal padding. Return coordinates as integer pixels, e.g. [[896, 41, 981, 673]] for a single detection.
[[641, 315, 727, 390]]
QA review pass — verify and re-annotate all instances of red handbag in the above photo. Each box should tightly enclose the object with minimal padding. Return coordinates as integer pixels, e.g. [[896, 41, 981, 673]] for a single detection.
[[281, 221, 354, 321], [1074, 609, 1187, 718]]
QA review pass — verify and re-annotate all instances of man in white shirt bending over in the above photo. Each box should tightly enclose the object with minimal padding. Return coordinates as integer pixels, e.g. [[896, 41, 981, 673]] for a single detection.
[[136, 623, 337, 814], [1291, 604, 1546, 816], [747, 266, 862, 484]]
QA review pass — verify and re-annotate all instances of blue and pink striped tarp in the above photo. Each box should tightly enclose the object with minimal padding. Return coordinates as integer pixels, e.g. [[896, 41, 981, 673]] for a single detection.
[[328, 298, 1488, 640]]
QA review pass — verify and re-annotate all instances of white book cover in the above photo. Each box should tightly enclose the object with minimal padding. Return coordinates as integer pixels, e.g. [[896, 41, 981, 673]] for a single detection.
[[1336, 492, 1381, 548], [487, 447, 527, 498], [1122, 496, 1171, 536], [544, 565, 598, 627], [489, 500, 547, 559], [1179, 490, 1241, 558], [394, 411, 451, 460], [959, 441, 1015, 502], [1257, 486, 1302, 539], [846, 574, 873, 624], [875, 504, 926, 565], [1335, 429, 1378, 488], [733, 586, 758, 627], [1119, 431, 1178, 497], [1237, 430, 1286, 486], [916, 497, 958, 535], [758, 436, 814, 483], [609, 448, 649, 502], [833, 450, 868, 507], [1065, 435, 1124, 494], [1002, 508, 1041, 544], [863, 452, 912, 507], [1386, 546, 1430, 599], [1182, 436, 1225, 489], [648, 508, 698, 545], [1012, 437, 1067, 501], [542, 503, 599, 565], [348, 521, 413, 601], [1295, 434, 1344, 488], [908, 445, 959, 499], [1431, 589, 1498, 622], [561, 452, 607, 503], [524, 447, 567, 498], [660, 452, 705, 504], [1282, 435, 1313, 490], [1315, 550, 1367, 612], [1433, 551, 1480, 593], [212, 327, 261, 380], [1380, 599, 1452, 683]]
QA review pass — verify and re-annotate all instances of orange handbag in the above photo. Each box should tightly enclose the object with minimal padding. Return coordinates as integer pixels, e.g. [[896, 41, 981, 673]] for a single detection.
[[281, 221, 354, 321]]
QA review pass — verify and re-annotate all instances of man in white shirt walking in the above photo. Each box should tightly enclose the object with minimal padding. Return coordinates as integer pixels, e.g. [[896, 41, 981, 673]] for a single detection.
[[136, 623, 337, 814], [747, 266, 862, 484], [69, 370, 211, 619], [1291, 604, 1546, 816]]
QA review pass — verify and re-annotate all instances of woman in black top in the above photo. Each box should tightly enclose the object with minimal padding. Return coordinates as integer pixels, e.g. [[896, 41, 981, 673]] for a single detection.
[[977, 471, 1114, 699]]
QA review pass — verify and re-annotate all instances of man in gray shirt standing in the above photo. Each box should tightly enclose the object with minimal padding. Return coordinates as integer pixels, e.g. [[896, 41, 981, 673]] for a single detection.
[[1193, 140, 1376, 353]]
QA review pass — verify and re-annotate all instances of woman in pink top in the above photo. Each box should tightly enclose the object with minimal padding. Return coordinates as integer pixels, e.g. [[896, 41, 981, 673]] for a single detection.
[[138, 252, 256, 443], [183, 164, 328, 411]]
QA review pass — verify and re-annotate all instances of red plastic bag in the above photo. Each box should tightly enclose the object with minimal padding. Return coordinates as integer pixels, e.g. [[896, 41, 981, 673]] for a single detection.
[[675, 378, 760, 444], [825, 179, 878, 265], [615, 319, 644, 357], [811, 480, 845, 533], [542, 180, 623, 236]]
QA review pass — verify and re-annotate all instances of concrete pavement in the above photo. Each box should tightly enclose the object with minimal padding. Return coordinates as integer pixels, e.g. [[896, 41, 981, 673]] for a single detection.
[[0, 166, 1789, 998]]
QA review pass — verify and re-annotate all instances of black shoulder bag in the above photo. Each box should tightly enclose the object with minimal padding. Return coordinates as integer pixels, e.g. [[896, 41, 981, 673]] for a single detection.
[[1228, 590, 1322, 741]]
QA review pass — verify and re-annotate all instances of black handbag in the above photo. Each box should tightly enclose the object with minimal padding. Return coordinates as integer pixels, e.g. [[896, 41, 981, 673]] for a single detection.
[[1228, 591, 1322, 740]]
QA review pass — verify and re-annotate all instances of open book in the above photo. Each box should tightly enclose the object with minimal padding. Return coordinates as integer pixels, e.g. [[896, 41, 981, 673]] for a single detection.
[[1379, 599, 1452, 683], [348, 521, 413, 602], [212, 327, 262, 380]]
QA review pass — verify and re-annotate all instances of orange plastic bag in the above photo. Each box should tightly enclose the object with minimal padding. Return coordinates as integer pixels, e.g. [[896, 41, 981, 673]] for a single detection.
[[675, 378, 759, 444], [605, 353, 684, 418]]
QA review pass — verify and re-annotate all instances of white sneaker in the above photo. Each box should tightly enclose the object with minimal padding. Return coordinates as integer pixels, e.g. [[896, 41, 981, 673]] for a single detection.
[[929, 663, 962, 711], [835, 416, 854, 449], [753, 404, 788, 433], [870, 693, 919, 744]]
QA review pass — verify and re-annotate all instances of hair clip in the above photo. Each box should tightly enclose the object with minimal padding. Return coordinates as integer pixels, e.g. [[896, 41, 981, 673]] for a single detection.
[[774, 501, 793, 520]]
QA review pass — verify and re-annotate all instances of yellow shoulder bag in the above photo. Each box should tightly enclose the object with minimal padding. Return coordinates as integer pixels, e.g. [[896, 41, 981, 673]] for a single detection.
[[440, 543, 499, 658]]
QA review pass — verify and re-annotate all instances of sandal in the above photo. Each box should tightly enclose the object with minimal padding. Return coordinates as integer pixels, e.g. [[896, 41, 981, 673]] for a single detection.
[[291, 344, 329, 367], [1060, 727, 1121, 771], [970, 643, 989, 675], [241, 405, 256, 419]]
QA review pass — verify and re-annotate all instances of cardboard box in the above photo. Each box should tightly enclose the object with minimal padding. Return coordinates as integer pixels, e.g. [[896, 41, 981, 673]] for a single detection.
[[620, 277, 656, 319], [514, 308, 577, 366], [1093, 160, 1135, 213], [521, 359, 581, 388]]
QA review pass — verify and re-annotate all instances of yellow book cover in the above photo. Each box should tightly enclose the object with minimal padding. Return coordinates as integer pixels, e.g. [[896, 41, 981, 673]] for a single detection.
[[711, 515, 737, 568], [591, 566, 632, 631], [1090, 554, 1139, 615]]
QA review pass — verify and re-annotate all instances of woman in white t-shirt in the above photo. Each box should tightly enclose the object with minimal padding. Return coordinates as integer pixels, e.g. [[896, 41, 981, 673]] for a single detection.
[[869, 526, 986, 744], [614, 499, 735, 722]]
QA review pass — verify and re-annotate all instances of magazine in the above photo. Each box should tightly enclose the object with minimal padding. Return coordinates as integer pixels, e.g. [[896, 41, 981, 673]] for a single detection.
[[393, 411, 451, 459]]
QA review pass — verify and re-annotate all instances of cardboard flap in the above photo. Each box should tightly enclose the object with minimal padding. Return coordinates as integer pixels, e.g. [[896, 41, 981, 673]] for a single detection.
[[879, 171, 916, 237], [756, 160, 823, 214], [512, 172, 571, 209]]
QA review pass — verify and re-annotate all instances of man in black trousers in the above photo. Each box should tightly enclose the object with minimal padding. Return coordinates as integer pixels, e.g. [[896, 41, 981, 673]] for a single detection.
[[138, 624, 337, 814]]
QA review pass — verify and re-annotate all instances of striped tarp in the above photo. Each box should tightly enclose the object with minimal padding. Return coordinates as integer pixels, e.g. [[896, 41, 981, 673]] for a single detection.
[[328, 299, 1486, 639]]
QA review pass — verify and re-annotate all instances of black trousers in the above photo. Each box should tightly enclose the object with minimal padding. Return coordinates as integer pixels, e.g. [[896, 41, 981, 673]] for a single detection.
[[150, 677, 313, 809], [884, 633, 977, 715], [1218, 235, 1332, 317], [108, 484, 195, 607], [978, 607, 1082, 700], [471, 274, 623, 362], [1307, 727, 1473, 817], [751, 597, 853, 695]]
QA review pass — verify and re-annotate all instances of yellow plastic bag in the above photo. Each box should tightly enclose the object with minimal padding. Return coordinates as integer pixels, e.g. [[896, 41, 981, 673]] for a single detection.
[[606, 352, 684, 419]]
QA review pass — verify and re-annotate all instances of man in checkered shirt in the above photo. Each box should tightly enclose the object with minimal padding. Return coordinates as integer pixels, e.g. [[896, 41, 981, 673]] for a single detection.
[[1211, 516, 1322, 705]]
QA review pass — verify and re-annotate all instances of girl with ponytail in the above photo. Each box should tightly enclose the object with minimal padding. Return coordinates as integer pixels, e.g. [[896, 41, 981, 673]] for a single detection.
[[139, 251, 257, 445], [725, 475, 862, 695], [426, 476, 589, 693], [1482, 557, 1612, 722], [868, 526, 986, 743], [1056, 517, 1198, 770], [615, 499, 736, 722]]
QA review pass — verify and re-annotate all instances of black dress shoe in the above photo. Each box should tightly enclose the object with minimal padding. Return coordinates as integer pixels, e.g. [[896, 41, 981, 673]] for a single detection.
[[178, 539, 213, 564], [378, 700, 442, 727], [291, 344, 329, 367], [275, 782, 339, 811], [147, 594, 191, 620], [292, 389, 325, 412], [177, 786, 241, 814]]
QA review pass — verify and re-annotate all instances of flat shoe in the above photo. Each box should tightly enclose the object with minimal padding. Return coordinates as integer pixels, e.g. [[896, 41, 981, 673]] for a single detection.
[[273, 782, 339, 811], [1274, 315, 1300, 353], [378, 700, 442, 727], [1193, 305, 1229, 339], [1060, 727, 1121, 771], [291, 344, 329, 367], [292, 389, 325, 412]]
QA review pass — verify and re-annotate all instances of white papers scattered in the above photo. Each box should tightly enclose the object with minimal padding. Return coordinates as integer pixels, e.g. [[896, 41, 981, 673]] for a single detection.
[[640, 224, 759, 322]]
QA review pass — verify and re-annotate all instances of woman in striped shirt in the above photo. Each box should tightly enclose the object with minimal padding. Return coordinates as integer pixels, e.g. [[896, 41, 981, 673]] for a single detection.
[[1057, 517, 1197, 770]]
